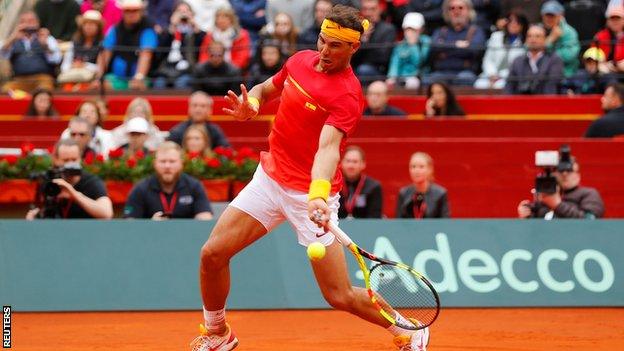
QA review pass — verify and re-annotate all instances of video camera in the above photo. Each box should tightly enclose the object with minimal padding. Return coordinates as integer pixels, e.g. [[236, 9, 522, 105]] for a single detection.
[[29, 163, 82, 218], [534, 145, 574, 194]]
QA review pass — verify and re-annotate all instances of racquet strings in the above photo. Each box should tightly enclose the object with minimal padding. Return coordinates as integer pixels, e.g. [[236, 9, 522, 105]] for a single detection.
[[369, 263, 439, 328]]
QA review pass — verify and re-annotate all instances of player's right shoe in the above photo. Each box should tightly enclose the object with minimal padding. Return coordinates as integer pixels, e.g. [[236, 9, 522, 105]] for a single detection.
[[190, 323, 239, 351], [392, 320, 430, 351]]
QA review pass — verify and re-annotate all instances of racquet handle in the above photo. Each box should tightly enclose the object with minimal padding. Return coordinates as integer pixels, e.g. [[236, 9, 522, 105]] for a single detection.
[[327, 222, 354, 247]]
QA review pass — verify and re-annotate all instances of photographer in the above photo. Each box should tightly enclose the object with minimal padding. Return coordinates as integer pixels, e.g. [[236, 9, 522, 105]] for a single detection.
[[517, 152, 605, 219], [26, 139, 113, 219], [0, 11, 61, 93]]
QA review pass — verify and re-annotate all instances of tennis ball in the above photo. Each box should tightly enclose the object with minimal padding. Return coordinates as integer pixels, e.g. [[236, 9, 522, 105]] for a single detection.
[[307, 242, 326, 261]]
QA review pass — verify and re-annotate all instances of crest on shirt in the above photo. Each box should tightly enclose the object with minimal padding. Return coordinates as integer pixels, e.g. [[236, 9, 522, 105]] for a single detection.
[[179, 195, 194, 205]]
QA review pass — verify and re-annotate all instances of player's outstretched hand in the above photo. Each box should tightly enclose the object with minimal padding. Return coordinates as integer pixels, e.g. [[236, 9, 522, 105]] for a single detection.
[[223, 84, 259, 121]]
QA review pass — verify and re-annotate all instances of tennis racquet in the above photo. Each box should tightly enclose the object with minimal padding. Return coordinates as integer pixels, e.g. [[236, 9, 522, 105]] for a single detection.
[[326, 221, 440, 330]]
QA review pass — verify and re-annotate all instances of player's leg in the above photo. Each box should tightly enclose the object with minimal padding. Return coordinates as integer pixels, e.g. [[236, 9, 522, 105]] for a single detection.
[[310, 239, 429, 350], [193, 165, 285, 351], [310, 239, 394, 326], [199, 206, 268, 325]]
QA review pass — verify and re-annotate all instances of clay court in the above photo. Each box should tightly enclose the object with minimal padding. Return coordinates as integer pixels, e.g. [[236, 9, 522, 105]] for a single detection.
[[12, 308, 624, 350]]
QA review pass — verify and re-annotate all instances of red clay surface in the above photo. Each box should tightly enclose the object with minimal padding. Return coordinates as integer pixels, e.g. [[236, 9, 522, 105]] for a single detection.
[[11, 308, 624, 350]]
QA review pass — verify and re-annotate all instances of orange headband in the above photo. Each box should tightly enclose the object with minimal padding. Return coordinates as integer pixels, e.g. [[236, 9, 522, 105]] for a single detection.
[[320, 18, 370, 43]]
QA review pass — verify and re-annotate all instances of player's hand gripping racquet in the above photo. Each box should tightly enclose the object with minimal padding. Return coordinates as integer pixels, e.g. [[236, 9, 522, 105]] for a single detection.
[[323, 219, 440, 330]]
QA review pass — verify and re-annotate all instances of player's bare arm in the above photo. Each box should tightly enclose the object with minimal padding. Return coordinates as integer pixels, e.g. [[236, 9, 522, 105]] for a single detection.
[[308, 125, 344, 226], [223, 79, 283, 121]]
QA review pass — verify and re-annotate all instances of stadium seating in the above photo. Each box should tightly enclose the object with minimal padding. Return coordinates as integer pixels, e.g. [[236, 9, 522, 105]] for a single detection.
[[2, 94, 621, 218]]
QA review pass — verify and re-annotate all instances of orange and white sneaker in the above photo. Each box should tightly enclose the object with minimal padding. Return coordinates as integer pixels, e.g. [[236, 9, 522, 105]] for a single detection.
[[190, 323, 239, 351], [392, 320, 430, 351]]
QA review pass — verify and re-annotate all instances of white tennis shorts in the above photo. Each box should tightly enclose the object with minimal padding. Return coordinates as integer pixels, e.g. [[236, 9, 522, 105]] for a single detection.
[[230, 164, 339, 247]]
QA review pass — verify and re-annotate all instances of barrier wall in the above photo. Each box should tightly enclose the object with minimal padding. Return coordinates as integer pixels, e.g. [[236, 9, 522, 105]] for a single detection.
[[1, 220, 622, 312], [0, 94, 602, 120]]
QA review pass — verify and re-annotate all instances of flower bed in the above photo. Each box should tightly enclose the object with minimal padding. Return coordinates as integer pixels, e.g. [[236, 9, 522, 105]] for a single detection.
[[0, 143, 259, 203]]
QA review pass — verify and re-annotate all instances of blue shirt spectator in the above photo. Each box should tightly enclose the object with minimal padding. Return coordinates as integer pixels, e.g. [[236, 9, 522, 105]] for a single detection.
[[102, 23, 157, 79], [230, 0, 267, 47], [99, 0, 157, 90]]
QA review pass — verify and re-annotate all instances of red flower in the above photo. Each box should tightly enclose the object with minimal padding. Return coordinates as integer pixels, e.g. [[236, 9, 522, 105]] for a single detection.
[[108, 148, 124, 159], [46, 145, 55, 155], [214, 146, 234, 159], [187, 151, 201, 159], [135, 149, 145, 159], [84, 152, 94, 165], [95, 154, 105, 163], [20, 142, 35, 156], [4, 155, 18, 165], [206, 157, 221, 168], [237, 147, 255, 158], [126, 157, 137, 168]]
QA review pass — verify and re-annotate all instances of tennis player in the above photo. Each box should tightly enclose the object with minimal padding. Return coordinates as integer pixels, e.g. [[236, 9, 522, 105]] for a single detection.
[[191, 5, 429, 351]]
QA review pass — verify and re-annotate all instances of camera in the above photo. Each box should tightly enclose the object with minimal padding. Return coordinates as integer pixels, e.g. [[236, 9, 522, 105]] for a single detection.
[[30, 163, 82, 218], [179, 15, 189, 23], [22, 27, 38, 35], [533, 145, 574, 194]]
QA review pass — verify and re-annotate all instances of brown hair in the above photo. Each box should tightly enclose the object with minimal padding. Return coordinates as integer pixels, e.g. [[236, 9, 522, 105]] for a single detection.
[[345, 145, 366, 161], [182, 124, 213, 157], [325, 4, 365, 34], [75, 100, 103, 127]]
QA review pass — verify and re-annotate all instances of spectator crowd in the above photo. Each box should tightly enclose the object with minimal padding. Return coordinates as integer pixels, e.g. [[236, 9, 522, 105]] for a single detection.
[[2, 0, 624, 95]]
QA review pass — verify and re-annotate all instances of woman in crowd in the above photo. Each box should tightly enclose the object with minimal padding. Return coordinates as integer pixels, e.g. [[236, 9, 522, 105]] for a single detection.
[[110, 97, 165, 151], [257, 12, 298, 60], [182, 124, 213, 157], [247, 39, 284, 87], [81, 0, 122, 33], [424, 81, 466, 117], [23, 89, 59, 120], [198, 7, 251, 71], [60, 100, 113, 156], [396, 152, 450, 218], [58, 10, 105, 91], [474, 10, 528, 89]]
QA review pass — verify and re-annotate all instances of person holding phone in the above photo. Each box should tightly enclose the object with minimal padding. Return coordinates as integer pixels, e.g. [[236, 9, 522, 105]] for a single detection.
[[0, 11, 61, 93], [123, 141, 213, 220]]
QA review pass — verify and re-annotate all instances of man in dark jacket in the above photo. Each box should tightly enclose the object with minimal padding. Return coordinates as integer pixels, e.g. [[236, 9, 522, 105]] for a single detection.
[[517, 158, 605, 219], [506, 24, 563, 95], [192, 40, 242, 95], [167, 91, 230, 148], [585, 82, 624, 138], [351, 0, 397, 82], [338, 145, 383, 218]]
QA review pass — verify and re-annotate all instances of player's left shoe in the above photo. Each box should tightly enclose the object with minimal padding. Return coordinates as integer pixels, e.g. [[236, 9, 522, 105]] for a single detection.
[[190, 323, 239, 351], [392, 319, 430, 351]]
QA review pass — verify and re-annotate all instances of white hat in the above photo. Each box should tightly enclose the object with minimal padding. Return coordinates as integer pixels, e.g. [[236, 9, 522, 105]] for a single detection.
[[120, 0, 145, 10], [402, 12, 425, 30], [126, 117, 149, 134], [82, 10, 103, 22]]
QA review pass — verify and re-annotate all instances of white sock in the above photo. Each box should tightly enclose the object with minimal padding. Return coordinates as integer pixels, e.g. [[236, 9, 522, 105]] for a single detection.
[[203, 307, 226, 333], [386, 312, 416, 336]]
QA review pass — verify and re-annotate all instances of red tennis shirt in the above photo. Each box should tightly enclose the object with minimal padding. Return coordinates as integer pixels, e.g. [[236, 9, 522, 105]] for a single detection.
[[260, 50, 364, 193]]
